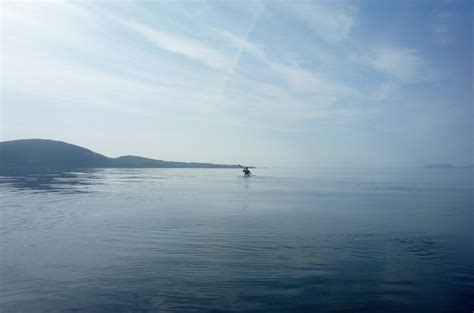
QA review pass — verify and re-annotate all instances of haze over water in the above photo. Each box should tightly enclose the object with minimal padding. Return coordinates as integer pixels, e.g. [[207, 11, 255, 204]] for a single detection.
[[1, 167, 473, 312]]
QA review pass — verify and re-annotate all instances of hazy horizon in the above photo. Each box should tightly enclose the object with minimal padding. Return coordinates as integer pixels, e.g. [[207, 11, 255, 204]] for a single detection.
[[1, 0, 473, 167], [1, 137, 473, 169]]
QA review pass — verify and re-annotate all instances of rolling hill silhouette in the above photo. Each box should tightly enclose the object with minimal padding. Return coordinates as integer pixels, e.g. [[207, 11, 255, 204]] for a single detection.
[[0, 139, 240, 168]]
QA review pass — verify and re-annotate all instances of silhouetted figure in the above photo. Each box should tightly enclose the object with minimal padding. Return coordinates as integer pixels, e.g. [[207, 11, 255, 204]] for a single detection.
[[243, 167, 252, 176]]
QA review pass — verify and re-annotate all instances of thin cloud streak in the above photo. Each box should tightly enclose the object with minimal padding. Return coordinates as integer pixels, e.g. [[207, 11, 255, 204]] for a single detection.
[[117, 18, 234, 71], [280, 1, 355, 42], [112, 12, 368, 123], [352, 46, 435, 83]]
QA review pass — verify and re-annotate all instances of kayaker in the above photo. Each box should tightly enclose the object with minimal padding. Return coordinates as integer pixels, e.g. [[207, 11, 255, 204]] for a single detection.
[[243, 167, 252, 176]]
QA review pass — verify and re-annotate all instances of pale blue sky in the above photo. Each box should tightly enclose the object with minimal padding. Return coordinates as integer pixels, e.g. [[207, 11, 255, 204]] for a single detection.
[[1, 0, 472, 166]]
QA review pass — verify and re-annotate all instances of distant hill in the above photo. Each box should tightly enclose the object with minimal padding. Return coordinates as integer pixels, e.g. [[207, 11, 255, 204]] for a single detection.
[[0, 139, 241, 169]]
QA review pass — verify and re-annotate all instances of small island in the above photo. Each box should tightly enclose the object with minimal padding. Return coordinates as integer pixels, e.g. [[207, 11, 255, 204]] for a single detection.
[[423, 164, 474, 169]]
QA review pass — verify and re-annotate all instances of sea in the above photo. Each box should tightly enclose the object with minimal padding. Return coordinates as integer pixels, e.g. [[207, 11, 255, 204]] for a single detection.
[[0, 167, 473, 313]]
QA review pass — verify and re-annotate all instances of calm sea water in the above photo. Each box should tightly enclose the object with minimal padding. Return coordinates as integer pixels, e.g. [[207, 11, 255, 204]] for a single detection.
[[0, 167, 473, 313]]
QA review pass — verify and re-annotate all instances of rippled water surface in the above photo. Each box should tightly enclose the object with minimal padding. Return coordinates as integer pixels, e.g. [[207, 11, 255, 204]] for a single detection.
[[1, 167, 473, 312]]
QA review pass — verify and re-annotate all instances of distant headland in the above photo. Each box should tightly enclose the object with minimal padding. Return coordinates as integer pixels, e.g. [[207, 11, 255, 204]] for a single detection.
[[423, 164, 474, 169], [0, 139, 243, 169]]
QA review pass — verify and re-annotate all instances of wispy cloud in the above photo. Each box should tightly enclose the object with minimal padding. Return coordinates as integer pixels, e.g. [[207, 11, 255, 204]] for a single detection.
[[117, 18, 234, 71], [271, 63, 359, 99], [432, 11, 456, 46], [216, 29, 266, 61], [353, 46, 434, 83], [3, 53, 222, 118], [281, 1, 355, 42], [2, 0, 368, 135], [213, 28, 361, 110], [433, 24, 450, 46], [371, 81, 397, 101]]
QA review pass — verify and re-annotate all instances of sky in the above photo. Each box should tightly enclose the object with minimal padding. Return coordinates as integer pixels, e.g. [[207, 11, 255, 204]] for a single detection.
[[1, 0, 472, 167]]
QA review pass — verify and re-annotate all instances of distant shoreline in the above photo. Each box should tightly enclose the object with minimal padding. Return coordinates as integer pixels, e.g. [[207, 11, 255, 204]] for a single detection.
[[423, 164, 474, 169], [0, 139, 253, 169]]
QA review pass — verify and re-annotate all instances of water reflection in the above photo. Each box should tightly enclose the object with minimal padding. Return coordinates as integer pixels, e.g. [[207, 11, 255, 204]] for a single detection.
[[0, 168, 103, 193], [0, 168, 473, 312]]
